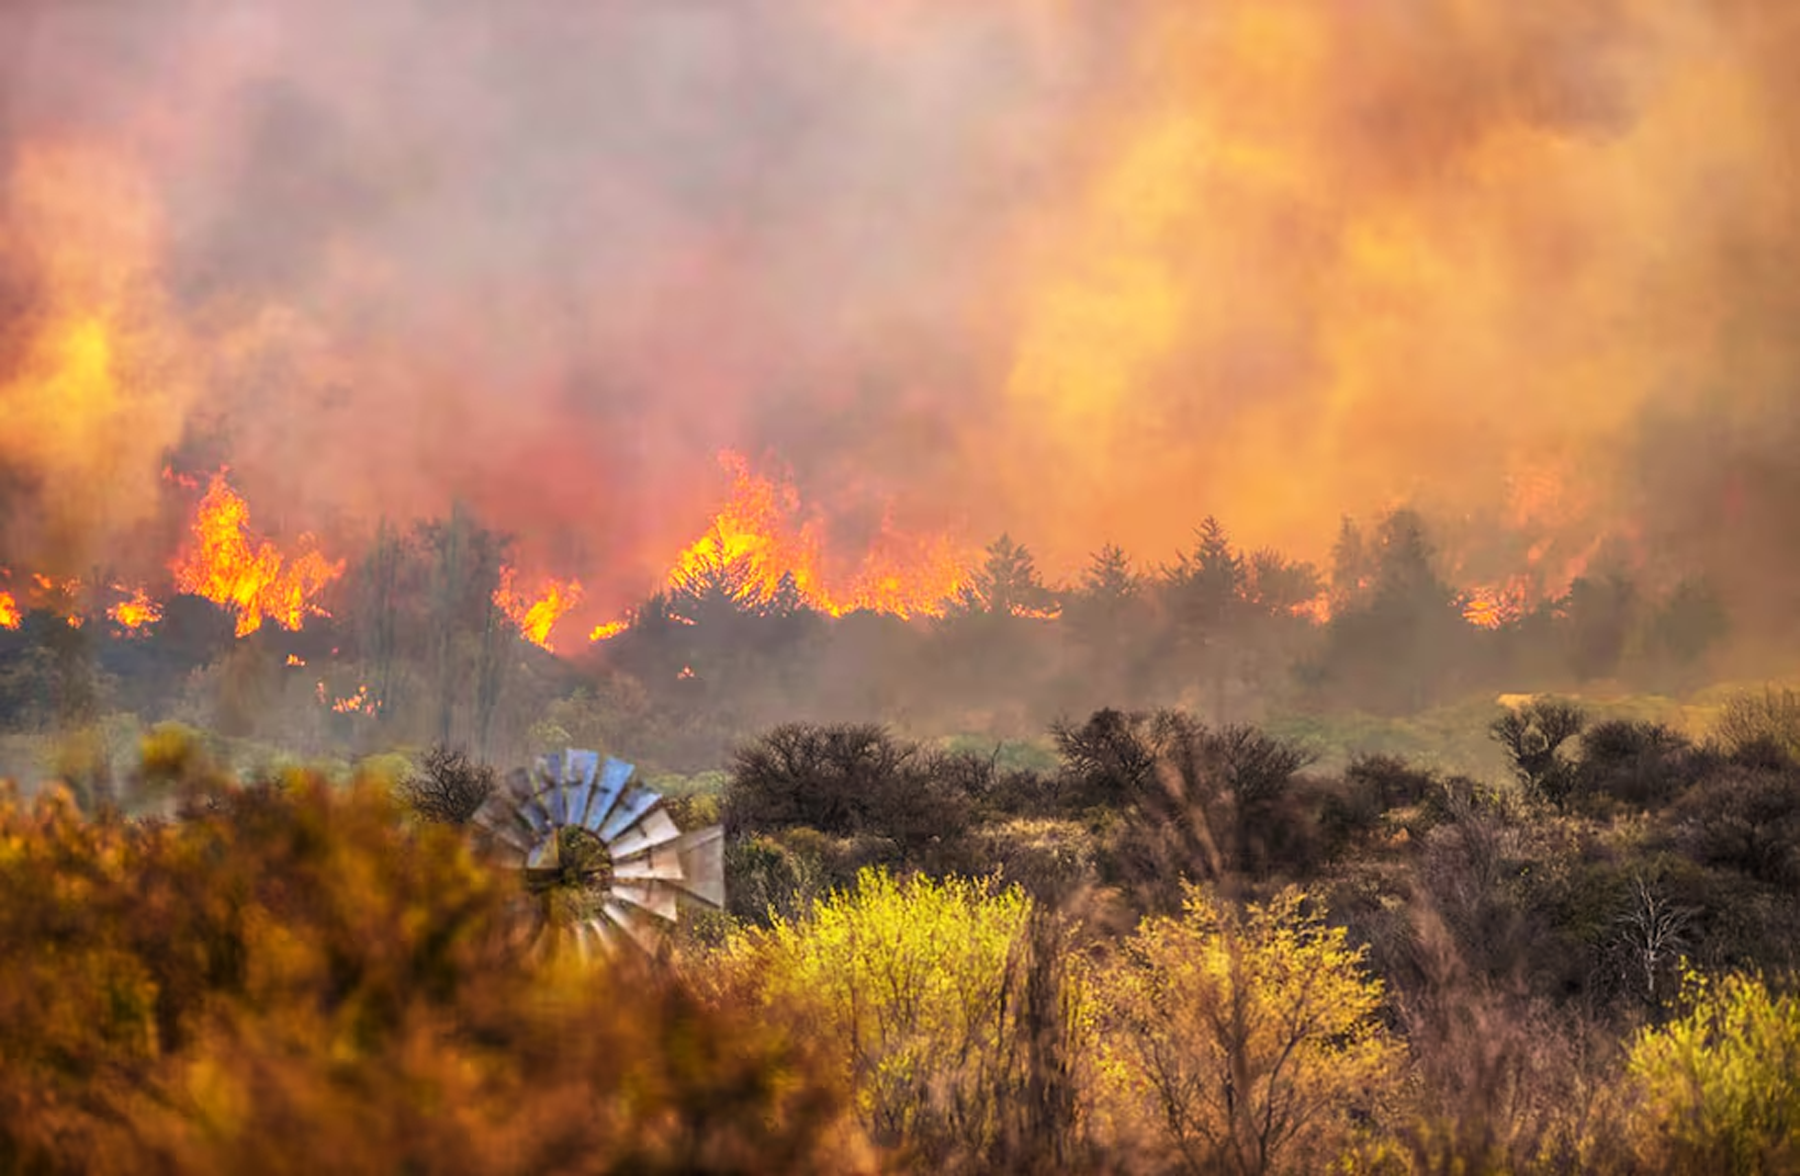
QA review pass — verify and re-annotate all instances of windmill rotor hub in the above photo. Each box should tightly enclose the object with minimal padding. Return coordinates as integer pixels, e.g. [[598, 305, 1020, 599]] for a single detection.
[[472, 750, 725, 956]]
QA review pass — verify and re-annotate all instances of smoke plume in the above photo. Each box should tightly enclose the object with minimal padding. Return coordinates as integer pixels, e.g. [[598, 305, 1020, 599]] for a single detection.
[[2, 1, 1797, 641]]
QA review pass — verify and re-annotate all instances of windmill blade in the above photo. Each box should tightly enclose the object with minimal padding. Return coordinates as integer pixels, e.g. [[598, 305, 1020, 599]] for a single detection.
[[502, 765, 535, 802], [586, 915, 621, 955], [611, 844, 684, 881], [472, 822, 530, 868], [611, 879, 680, 923], [569, 918, 607, 964], [670, 826, 726, 908], [602, 900, 664, 953], [516, 795, 554, 840], [607, 807, 682, 861], [564, 750, 601, 827], [598, 785, 661, 842], [526, 827, 561, 870], [584, 758, 634, 833], [536, 753, 569, 825], [471, 793, 529, 850]]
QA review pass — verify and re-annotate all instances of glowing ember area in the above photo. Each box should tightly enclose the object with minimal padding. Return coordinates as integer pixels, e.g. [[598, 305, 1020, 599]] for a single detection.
[[1462, 581, 1530, 630], [494, 567, 584, 651], [1291, 593, 1333, 625], [24, 574, 86, 628], [0, 593, 18, 630], [661, 451, 971, 621], [588, 620, 628, 643], [106, 584, 162, 633], [330, 684, 378, 716], [171, 474, 346, 637], [286, 654, 306, 667]]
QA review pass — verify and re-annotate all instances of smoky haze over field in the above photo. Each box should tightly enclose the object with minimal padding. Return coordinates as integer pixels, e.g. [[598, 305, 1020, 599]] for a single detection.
[[1, 0, 1798, 645]]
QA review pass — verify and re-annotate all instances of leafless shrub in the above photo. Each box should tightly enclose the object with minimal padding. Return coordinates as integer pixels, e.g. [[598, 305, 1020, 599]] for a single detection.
[[1713, 686, 1800, 764], [400, 744, 496, 826]]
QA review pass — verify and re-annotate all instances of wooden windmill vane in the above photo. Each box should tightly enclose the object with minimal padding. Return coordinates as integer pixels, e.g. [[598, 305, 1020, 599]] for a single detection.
[[472, 750, 724, 955]]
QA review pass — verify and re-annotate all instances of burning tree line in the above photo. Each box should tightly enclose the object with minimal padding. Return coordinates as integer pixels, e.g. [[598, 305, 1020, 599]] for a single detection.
[[0, 461, 1733, 773]]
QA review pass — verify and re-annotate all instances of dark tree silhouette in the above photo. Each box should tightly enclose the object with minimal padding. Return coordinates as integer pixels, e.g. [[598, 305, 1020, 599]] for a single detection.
[[417, 504, 510, 748], [1329, 515, 1375, 614], [965, 533, 1056, 617], [1648, 577, 1728, 671], [401, 744, 496, 826], [1490, 698, 1586, 809], [1562, 572, 1635, 682]]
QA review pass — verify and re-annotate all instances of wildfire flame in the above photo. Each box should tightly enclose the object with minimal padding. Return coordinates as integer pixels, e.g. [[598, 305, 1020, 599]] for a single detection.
[[658, 451, 971, 622], [0, 593, 18, 630], [1461, 577, 1533, 629], [170, 473, 345, 637], [1290, 592, 1333, 625], [588, 619, 628, 643], [106, 584, 162, 634], [493, 567, 584, 652], [330, 684, 378, 716]]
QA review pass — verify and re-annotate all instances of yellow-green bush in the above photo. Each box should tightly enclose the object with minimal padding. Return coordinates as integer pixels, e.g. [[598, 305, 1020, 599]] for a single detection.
[[715, 868, 1083, 1168], [1097, 885, 1403, 1174], [1628, 970, 1800, 1173]]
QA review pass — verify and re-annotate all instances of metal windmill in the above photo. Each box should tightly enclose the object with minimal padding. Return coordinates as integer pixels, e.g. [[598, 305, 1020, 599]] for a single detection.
[[471, 750, 724, 956]]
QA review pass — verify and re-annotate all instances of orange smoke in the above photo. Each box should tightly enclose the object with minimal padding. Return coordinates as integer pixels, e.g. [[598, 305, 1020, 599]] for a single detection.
[[106, 584, 162, 634], [494, 567, 584, 652], [170, 473, 345, 638]]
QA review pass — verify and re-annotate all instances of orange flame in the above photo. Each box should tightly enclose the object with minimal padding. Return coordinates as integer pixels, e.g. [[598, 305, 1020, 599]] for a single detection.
[[0, 592, 18, 630], [660, 451, 971, 621], [286, 654, 306, 667], [1290, 592, 1333, 625], [170, 473, 346, 637], [106, 584, 162, 633], [330, 684, 378, 715], [1461, 578, 1531, 629], [588, 619, 628, 643], [494, 567, 583, 651]]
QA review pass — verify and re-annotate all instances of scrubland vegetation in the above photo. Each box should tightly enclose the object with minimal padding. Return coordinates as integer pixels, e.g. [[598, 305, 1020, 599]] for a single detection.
[[4, 684, 1800, 1172], [0, 494, 1793, 1172]]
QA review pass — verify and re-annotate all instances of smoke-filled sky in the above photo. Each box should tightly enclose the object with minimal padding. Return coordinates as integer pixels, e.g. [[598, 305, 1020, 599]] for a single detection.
[[1, 0, 1797, 633]]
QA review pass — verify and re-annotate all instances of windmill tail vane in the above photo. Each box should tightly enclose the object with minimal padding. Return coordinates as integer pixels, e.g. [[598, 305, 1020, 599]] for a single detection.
[[472, 750, 724, 956]]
